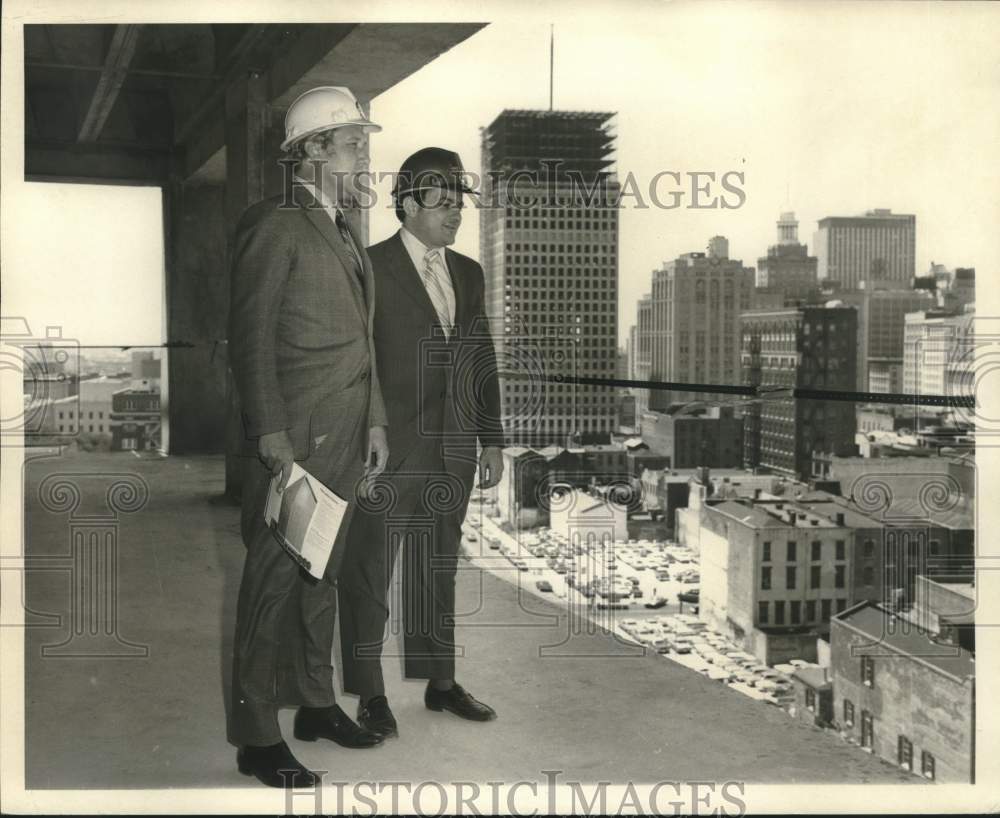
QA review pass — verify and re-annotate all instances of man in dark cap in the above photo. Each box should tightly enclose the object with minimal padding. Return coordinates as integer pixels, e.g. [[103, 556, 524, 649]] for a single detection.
[[338, 147, 506, 737]]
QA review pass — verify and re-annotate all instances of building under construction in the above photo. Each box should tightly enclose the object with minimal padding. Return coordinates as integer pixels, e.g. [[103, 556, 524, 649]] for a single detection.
[[479, 110, 620, 446]]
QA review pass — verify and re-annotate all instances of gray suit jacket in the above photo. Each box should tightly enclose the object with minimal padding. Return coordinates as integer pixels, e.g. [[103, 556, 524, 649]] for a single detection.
[[228, 185, 386, 487]]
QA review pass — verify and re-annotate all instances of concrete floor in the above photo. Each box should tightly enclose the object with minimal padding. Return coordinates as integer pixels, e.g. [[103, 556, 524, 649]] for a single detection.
[[21, 451, 918, 788]]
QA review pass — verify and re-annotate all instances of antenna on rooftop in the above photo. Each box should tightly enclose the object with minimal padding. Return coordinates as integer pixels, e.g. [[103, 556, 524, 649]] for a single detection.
[[549, 24, 554, 111]]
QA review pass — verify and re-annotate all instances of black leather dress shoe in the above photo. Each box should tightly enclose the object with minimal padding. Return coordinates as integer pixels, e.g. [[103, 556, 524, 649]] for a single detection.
[[237, 740, 318, 789], [293, 703, 384, 748], [358, 695, 399, 738], [424, 682, 497, 722]]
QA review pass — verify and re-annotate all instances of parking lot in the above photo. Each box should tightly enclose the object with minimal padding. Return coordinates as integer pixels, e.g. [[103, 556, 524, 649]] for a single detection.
[[461, 496, 802, 710]]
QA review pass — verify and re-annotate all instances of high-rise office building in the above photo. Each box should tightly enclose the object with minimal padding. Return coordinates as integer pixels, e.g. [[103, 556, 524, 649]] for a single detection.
[[903, 308, 974, 402], [648, 239, 755, 411], [756, 212, 818, 302], [814, 209, 915, 289], [835, 280, 935, 392], [628, 293, 653, 415], [480, 110, 620, 446], [740, 305, 858, 481]]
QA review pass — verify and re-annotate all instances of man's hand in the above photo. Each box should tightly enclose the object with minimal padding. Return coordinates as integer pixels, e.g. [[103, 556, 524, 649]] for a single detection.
[[365, 425, 389, 483], [258, 430, 295, 491], [478, 446, 504, 489]]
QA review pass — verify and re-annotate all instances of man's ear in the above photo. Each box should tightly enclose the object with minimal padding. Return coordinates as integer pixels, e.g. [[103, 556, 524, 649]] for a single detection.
[[303, 133, 327, 159], [402, 195, 420, 221]]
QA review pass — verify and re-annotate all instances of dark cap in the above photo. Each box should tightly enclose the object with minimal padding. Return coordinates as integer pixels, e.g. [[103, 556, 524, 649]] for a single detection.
[[393, 147, 478, 198]]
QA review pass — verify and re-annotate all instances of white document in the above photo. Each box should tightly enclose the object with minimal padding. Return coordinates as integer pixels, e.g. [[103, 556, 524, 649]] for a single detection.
[[263, 463, 349, 580]]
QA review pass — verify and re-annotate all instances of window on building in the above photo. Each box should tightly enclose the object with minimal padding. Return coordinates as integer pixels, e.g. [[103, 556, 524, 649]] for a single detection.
[[897, 736, 913, 771], [863, 565, 875, 585], [864, 538, 875, 559], [921, 751, 935, 781], [836, 540, 846, 561], [758, 601, 769, 624], [821, 599, 832, 622], [787, 541, 797, 561], [761, 566, 771, 590], [810, 565, 821, 589], [836, 598, 847, 613], [835, 564, 846, 588], [811, 540, 821, 561], [805, 688, 816, 712], [861, 655, 875, 687], [786, 566, 796, 589], [806, 600, 816, 621], [843, 699, 855, 728], [861, 711, 874, 750], [929, 539, 940, 556], [774, 601, 785, 624], [790, 600, 801, 624], [762, 541, 771, 562]]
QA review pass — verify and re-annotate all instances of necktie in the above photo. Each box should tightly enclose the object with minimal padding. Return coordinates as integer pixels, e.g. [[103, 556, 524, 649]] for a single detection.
[[334, 210, 365, 285], [422, 248, 455, 338]]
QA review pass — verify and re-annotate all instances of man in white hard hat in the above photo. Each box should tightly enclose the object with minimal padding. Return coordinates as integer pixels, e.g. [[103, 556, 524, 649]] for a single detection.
[[227, 85, 389, 788]]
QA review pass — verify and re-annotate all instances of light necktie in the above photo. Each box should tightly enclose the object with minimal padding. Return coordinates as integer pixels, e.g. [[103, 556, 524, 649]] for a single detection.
[[422, 248, 455, 337]]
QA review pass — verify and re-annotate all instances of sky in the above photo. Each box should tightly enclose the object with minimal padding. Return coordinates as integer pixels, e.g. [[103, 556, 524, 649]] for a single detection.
[[366, 2, 1000, 346], [4, 183, 165, 348], [3, 2, 998, 350]]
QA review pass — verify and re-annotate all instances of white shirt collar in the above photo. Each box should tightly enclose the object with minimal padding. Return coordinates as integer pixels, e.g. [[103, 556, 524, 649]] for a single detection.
[[294, 175, 344, 217], [399, 226, 445, 268]]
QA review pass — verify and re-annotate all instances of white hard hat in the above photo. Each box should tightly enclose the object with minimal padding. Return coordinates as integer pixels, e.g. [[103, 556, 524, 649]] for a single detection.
[[281, 85, 381, 151]]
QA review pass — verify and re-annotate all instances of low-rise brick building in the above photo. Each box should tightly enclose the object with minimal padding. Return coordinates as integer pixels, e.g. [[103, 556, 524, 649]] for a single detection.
[[830, 601, 974, 783]]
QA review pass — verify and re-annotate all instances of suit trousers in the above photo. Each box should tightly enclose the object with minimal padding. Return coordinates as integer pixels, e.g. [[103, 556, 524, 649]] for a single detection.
[[339, 466, 472, 699], [227, 456, 356, 748]]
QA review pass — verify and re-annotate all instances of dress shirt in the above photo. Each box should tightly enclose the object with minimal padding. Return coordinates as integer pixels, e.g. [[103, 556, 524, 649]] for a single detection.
[[294, 175, 364, 273], [399, 227, 456, 329]]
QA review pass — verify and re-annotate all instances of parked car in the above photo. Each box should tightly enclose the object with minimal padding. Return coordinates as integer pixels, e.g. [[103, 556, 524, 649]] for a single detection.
[[677, 589, 700, 604], [670, 638, 694, 654], [644, 597, 668, 609], [536, 580, 553, 592]]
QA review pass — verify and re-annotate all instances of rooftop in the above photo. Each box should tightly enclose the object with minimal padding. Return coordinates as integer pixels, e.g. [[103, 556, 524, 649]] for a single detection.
[[792, 666, 831, 690], [834, 602, 975, 680]]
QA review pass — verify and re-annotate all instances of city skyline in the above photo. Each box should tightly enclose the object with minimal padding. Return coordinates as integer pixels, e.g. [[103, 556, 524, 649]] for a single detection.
[[6, 7, 996, 352], [367, 4, 999, 347]]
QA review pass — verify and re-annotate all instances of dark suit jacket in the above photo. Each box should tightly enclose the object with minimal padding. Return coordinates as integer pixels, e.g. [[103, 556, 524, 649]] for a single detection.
[[228, 186, 387, 490], [367, 230, 505, 487]]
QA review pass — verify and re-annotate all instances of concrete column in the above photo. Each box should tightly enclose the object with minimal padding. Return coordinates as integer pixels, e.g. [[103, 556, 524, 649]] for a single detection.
[[164, 181, 228, 456]]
